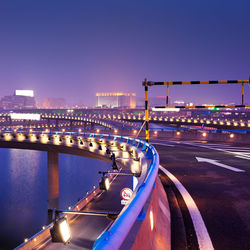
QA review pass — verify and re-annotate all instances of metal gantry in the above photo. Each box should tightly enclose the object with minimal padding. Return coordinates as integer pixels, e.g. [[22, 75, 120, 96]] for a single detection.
[[142, 77, 250, 142]]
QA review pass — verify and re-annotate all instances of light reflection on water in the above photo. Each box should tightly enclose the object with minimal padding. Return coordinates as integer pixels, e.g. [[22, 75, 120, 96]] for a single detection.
[[0, 148, 110, 249]]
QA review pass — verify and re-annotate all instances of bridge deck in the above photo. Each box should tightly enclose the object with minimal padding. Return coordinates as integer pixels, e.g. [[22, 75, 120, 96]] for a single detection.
[[40, 173, 132, 249]]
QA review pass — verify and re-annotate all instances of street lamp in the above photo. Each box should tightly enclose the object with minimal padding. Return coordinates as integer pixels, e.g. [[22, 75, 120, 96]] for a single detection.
[[98, 171, 141, 191], [99, 174, 110, 191], [50, 217, 71, 244], [49, 209, 118, 244]]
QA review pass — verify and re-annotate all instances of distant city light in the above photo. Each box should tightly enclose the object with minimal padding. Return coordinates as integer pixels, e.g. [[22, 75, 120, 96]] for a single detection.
[[152, 107, 180, 112], [230, 133, 235, 138], [96, 92, 135, 97], [10, 113, 40, 120], [96, 92, 136, 108], [15, 90, 34, 97], [174, 100, 185, 104]]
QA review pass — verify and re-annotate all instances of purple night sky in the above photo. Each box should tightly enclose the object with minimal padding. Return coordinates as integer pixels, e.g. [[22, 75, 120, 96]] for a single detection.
[[0, 0, 250, 106]]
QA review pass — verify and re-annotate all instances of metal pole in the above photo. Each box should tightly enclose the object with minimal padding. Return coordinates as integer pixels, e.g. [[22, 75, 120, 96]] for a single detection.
[[242, 83, 244, 105], [166, 83, 169, 106], [144, 78, 149, 142], [135, 120, 146, 138], [57, 209, 118, 217], [99, 171, 140, 177]]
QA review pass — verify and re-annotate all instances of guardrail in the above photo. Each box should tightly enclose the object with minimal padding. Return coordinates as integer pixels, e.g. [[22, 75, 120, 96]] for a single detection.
[[93, 141, 159, 249], [2, 130, 159, 249]]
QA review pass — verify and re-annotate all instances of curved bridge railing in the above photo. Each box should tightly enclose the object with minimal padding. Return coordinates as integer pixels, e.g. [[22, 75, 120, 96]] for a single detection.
[[1, 130, 159, 249], [93, 139, 159, 249]]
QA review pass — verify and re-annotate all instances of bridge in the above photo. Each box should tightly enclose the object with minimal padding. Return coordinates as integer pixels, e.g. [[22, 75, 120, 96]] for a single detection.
[[0, 106, 249, 249], [0, 128, 168, 249], [1, 78, 250, 249]]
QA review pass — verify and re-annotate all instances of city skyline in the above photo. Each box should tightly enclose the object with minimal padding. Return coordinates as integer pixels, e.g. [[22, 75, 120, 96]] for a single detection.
[[0, 1, 250, 106]]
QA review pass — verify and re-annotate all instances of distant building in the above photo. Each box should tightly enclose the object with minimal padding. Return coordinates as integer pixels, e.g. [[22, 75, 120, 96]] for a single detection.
[[0, 90, 36, 109], [42, 98, 67, 109], [96, 92, 136, 108], [15, 90, 34, 97]]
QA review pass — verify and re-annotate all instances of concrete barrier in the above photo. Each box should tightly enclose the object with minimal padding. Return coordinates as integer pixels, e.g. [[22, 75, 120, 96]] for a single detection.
[[131, 177, 171, 250]]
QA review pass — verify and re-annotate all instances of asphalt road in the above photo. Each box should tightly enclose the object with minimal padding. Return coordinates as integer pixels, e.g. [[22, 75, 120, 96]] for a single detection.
[[152, 139, 250, 250]]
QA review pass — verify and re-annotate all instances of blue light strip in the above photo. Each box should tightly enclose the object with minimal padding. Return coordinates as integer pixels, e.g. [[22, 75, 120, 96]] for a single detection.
[[92, 141, 159, 250]]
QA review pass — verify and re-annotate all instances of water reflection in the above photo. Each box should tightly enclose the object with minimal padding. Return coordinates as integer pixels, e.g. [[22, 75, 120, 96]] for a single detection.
[[0, 148, 110, 249]]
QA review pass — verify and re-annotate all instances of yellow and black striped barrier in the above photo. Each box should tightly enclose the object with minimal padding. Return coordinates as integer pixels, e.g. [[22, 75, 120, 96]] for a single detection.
[[142, 77, 250, 141], [154, 104, 250, 109], [144, 78, 149, 142], [145, 80, 249, 86]]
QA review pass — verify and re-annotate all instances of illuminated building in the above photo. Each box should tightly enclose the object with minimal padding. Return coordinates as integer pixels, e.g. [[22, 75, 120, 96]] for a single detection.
[[42, 98, 67, 108], [96, 92, 136, 108], [0, 90, 36, 109], [15, 90, 34, 97]]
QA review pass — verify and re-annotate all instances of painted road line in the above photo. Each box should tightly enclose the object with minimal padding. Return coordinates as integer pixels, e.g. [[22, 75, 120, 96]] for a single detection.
[[159, 165, 214, 250], [181, 142, 228, 152], [231, 151, 250, 156], [183, 142, 250, 152], [235, 155, 250, 160], [206, 146, 250, 152], [181, 142, 250, 160], [199, 143, 250, 151], [196, 157, 245, 172]]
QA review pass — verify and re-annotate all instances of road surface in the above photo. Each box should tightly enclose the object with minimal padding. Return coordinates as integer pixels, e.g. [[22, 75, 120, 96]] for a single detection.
[[152, 139, 250, 250]]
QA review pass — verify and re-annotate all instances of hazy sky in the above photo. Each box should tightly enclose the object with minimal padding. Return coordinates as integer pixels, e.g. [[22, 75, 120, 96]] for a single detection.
[[0, 0, 250, 106]]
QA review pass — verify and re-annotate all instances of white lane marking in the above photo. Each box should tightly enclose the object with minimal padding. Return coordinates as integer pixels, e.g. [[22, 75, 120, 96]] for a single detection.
[[181, 142, 250, 161], [181, 142, 228, 153], [231, 151, 250, 155], [231, 152, 250, 161], [159, 165, 214, 250], [151, 142, 175, 147], [235, 155, 250, 160], [182, 142, 250, 152], [222, 148, 250, 151], [196, 157, 245, 172]]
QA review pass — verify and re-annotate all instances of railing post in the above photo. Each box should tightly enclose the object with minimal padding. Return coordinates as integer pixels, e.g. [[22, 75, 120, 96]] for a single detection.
[[242, 82, 244, 105], [144, 78, 150, 142], [166, 83, 169, 106]]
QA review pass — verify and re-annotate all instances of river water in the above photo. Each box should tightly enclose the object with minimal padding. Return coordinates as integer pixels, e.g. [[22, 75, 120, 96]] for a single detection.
[[0, 148, 110, 249]]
